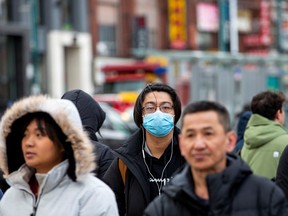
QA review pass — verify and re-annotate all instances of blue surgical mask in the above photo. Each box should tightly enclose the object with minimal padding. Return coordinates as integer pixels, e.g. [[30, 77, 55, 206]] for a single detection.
[[143, 110, 174, 137]]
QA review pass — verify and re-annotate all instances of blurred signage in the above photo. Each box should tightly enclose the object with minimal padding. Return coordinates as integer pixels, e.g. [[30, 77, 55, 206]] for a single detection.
[[243, 1, 271, 47], [145, 56, 168, 76], [246, 49, 269, 56], [267, 76, 280, 90], [132, 16, 148, 49], [259, 1, 271, 45], [282, 14, 288, 51], [145, 56, 168, 67], [196, 2, 219, 32], [168, 0, 187, 49], [238, 9, 252, 33]]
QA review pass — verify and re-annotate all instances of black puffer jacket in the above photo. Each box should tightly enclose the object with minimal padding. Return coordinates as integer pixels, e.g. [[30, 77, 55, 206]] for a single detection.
[[0, 171, 9, 193], [61, 89, 115, 179], [103, 127, 186, 216], [276, 145, 288, 199], [144, 154, 288, 216], [234, 111, 252, 154]]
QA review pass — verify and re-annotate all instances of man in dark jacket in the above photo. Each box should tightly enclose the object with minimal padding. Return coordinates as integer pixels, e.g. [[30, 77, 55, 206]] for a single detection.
[[276, 145, 288, 199], [61, 89, 115, 180], [103, 83, 186, 216], [144, 101, 288, 216], [233, 111, 252, 155]]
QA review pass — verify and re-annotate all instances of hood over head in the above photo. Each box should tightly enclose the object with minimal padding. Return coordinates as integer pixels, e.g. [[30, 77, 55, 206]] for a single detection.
[[61, 89, 106, 141], [236, 111, 252, 140], [0, 95, 96, 179], [244, 114, 287, 149]]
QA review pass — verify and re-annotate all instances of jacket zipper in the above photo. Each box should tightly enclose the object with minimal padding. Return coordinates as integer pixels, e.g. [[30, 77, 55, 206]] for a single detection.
[[30, 192, 39, 216]]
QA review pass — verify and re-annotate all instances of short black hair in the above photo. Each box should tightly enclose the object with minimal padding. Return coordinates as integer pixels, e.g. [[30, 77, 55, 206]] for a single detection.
[[133, 83, 182, 128], [182, 101, 231, 132], [251, 90, 285, 120]]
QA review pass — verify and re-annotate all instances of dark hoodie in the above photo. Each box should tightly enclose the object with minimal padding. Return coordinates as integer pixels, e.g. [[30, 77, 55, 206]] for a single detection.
[[233, 111, 252, 154], [61, 89, 115, 180]]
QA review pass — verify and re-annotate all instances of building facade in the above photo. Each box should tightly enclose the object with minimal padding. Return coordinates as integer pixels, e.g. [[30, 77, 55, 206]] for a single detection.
[[0, 0, 288, 114]]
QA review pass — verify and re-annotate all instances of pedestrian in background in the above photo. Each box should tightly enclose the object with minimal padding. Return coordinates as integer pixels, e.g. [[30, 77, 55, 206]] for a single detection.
[[0, 95, 118, 216], [61, 89, 115, 180], [233, 111, 252, 155], [241, 90, 288, 180], [103, 83, 186, 216], [144, 101, 288, 216]]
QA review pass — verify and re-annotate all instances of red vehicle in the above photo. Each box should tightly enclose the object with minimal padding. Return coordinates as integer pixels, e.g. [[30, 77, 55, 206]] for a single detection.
[[95, 61, 167, 112]]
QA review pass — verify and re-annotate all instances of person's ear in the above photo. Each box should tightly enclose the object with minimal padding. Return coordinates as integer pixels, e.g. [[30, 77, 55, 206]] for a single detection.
[[275, 108, 285, 125], [226, 131, 237, 152], [178, 134, 185, 156], [275, 109, 282, 120]]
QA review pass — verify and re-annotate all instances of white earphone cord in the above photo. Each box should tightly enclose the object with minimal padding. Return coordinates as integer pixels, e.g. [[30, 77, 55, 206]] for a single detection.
[[142, 129, 174, 196]]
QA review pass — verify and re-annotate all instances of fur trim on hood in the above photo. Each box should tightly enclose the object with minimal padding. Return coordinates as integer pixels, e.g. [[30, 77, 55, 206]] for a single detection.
[[0, 95, 96, 178]]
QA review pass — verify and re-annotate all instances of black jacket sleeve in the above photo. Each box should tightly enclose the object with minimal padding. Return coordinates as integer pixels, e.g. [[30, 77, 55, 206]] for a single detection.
[[0, 170, 9, 193], [103, 158, 126, 216], [276, 145, 288, 199], [143, 195, 164, 216], [95, 142, 115, 180], [269, 184, 288, 216]]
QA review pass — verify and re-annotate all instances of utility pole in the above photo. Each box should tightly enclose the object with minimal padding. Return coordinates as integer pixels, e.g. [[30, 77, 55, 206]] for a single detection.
[[229, 0, 238, 53], [30, 0, 40, 94], [276, 0, 283, 53], [218, 0, 226, 51], [218, 0, 229, 52]]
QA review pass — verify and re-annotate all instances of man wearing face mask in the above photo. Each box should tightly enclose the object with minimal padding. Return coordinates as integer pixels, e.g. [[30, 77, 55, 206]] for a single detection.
[[103, 83, 186, 216]]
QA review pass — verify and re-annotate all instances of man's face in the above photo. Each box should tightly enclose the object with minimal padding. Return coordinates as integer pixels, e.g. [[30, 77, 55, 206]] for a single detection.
[[179, 111, 236, 174]]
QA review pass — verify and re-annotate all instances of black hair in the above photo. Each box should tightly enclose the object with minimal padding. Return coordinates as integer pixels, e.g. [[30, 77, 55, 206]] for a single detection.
[[251, 90, 285, 120], [133, 83, 182, 128], [182, 101, 231, 132], [6, 112, 77, 181]]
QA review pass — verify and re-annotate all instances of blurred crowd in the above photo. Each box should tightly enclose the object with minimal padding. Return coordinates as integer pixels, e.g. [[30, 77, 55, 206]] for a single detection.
[[0, 84, 288, 215]]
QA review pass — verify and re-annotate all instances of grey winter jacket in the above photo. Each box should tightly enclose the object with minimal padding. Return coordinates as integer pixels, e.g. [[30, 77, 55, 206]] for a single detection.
[[0, 95, 118, 216]]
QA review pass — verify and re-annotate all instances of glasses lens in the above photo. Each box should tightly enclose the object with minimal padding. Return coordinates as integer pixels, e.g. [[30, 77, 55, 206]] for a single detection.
[[144, 105, 156, 114], [143, 103, 173, 114], [160, 103, 173, 113]]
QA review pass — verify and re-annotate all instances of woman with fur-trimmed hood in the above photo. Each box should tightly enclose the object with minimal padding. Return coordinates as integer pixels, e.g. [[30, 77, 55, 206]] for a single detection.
[[0, 95, 118, 216]]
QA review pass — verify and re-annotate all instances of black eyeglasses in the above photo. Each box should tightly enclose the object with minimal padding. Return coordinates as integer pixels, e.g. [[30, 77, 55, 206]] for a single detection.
[[142, 102, 174, 114]]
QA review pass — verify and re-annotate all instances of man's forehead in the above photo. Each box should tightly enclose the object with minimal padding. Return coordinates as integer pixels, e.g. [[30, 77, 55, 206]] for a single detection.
[[182, 111, 221, 127], [182, 125, 214, 133], [184, 111, 219, 121]]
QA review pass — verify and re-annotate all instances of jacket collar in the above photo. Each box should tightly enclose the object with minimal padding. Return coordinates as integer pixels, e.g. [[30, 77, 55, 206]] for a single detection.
[[6, 160, 70, 195], [163, 154, 252, 202]]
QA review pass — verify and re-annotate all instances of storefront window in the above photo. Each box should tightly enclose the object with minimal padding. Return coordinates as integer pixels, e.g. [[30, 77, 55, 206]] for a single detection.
[[98, 25, 117, 55], [0, 0, 7, 22], [97, 3, 118, 55]]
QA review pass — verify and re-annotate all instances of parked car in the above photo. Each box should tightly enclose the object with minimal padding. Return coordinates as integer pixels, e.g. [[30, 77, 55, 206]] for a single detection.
[[120, 106, 138, 132], [97, 102, 136, 150]]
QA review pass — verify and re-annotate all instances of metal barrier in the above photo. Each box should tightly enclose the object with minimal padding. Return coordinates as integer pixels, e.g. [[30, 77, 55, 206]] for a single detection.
[[133, 49, 288, 123]]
